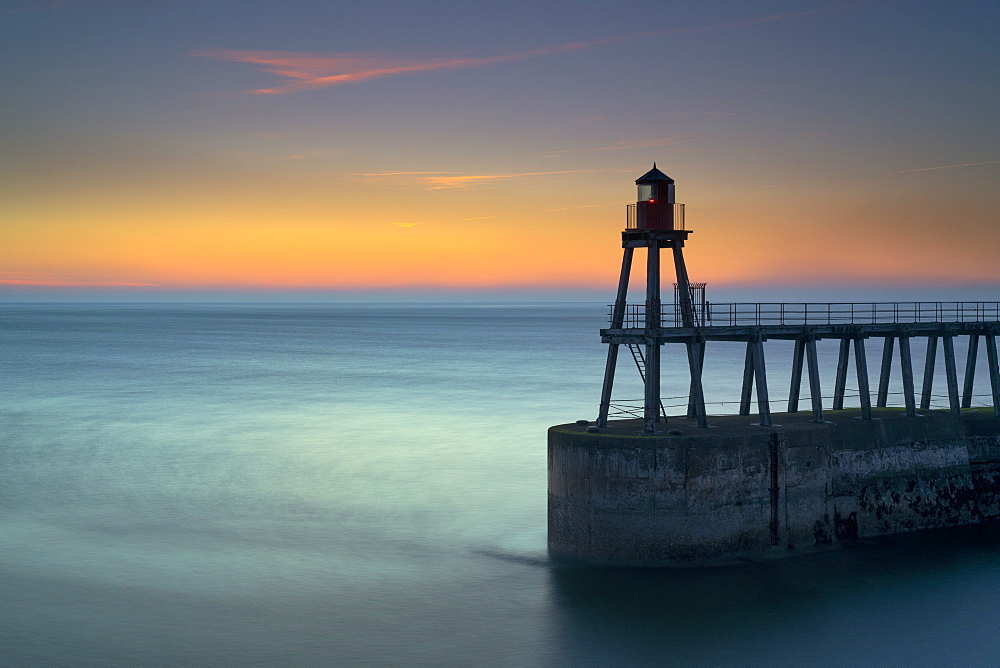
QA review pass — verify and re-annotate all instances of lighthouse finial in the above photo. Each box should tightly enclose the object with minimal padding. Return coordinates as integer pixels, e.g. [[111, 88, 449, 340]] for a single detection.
[[653, 162, 657, 169]]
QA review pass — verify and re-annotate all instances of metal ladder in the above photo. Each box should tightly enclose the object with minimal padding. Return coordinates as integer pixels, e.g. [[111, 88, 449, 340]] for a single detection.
[[626, 344, 668, 422]]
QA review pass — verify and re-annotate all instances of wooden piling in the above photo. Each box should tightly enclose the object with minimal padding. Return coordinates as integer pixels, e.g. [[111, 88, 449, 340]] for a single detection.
[[740, 341, 754, 416], [752, 337, 772, 426], [943, 335, 960, 413], [686, 340, 708, 427], [962, 334, 979, 409], [854, 337, 873, 419], [920, 335, 938, 410], [877, 336, 895, 408], [833, 338, 850, 410], [806, 338, 824, 422], [899, 334, 916, 416], [986, 335, 1000, 417], [788, 338, 805, 412]]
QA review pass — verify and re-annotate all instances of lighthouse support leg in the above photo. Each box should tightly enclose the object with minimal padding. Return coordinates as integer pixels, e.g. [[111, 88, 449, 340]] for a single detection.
[[644, 243, 661, 432], [671, 242, 696, 328], [597, 347, 620, 428], [597, 248, 634, 427]]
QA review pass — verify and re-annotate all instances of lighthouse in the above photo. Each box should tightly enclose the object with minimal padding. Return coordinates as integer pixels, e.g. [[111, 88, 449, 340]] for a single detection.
[[597, 165, 707, 432]]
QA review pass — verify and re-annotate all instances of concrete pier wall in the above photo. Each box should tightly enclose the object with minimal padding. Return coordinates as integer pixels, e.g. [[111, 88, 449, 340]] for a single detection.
[[548, 408, 1000, 565]]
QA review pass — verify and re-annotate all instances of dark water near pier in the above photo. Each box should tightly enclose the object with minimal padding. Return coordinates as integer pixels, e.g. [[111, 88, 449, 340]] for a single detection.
[[2, 304, 998, 666]]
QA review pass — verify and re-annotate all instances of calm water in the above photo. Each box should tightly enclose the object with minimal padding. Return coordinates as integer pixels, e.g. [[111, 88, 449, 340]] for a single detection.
[[2, 304, 998, 666]]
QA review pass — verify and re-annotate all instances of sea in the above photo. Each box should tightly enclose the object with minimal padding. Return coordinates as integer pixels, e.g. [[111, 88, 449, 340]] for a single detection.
[[2, 303, 998, 666]]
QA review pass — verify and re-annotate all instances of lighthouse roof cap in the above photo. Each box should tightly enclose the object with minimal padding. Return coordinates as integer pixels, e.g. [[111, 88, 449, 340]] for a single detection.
[[635, 163, 674, 184]]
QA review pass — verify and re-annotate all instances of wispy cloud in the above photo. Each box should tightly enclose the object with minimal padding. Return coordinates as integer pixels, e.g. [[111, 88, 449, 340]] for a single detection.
[[425, 169, 600, 190], [541, 134, 693, 158], [359, 169, 601, 190], [671, 111, 737, 118], [0, 0, 92, 17], [289, 149, 340, 159], [593, 135, 692, 151], [546, 202, 620, 212], [892, 160, 1000, 174], [0, 272, 158, 287], [192, 7, 844, 94], [357, 171, 457, 177]]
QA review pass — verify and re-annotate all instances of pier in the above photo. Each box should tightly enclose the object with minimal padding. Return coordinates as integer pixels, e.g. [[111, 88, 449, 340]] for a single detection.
[[549, 166, 1000, 565], [599, 300, 1000, 427]]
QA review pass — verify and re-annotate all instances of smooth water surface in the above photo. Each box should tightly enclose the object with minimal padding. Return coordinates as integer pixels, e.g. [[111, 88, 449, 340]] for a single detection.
[[2, 304, 998, 666]]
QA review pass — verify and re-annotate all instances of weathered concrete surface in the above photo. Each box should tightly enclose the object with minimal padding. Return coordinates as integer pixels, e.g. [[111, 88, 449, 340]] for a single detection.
[[548, 408, 1000, 565]]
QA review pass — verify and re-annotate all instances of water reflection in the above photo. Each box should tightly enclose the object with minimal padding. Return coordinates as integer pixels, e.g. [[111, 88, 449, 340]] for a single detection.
[[548, 522, 1000, 666]]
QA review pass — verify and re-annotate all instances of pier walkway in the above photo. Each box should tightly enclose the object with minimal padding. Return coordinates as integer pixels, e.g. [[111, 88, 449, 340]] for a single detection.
[[600, 301, 1000, 427]]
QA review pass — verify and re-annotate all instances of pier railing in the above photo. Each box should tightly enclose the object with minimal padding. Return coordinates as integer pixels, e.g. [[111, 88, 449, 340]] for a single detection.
[[610, 301, 1000, 328]]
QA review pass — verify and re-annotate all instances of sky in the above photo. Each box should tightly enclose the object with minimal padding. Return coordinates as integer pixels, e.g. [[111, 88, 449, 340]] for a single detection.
[[2, 0, 998, 302]]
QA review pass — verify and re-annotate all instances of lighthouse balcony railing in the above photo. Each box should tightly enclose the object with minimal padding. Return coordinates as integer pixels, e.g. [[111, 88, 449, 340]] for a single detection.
[[626, 203, 685, 230], [609, 301, 1000, 328]]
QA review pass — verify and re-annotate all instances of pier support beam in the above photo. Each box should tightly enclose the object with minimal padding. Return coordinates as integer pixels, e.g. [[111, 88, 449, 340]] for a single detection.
[[987, 335, 1000, 417], [788, 338, 805, 413], [854, 337, 873, 419], [806, 338, 824, 422], [740, 337, 771, 425], [877, 336, 895, 407], [943, 336, 961, 414], [962, 334, 980, 409], [740, 342, 755, 416], [920, 335, 939, 410], [831, 335, 872, 419], [899, 334, 917, 416], [753, 337, 772, 426], [686, 340, 706, 419], [686, 340, 708, 427], [833, 338, 851, 410]]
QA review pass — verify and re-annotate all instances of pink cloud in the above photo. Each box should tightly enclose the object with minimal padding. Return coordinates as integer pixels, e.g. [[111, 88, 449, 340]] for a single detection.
[[358, 169, 602, 190], [192, 7, 845, 94]]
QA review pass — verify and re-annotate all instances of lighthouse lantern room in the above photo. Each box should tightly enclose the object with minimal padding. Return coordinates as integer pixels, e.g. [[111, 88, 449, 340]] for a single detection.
[[629, 163, 683, 231]]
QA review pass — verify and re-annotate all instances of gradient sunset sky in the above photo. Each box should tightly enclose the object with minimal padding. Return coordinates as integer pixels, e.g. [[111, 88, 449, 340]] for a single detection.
[[3, 0, 998, 301]]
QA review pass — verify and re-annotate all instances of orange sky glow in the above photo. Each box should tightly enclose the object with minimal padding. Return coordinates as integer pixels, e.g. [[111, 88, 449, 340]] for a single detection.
[[2, 2, 997, 300]]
